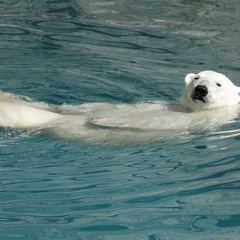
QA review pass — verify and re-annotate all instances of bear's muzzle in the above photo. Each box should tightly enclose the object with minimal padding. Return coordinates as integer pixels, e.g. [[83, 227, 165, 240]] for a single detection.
[[191, 85, 208, 103]]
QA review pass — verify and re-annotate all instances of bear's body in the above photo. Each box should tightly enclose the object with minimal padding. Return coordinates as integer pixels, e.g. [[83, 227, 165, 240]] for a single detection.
[[0, 70, 239, 145], [0, 92, 64, 128]]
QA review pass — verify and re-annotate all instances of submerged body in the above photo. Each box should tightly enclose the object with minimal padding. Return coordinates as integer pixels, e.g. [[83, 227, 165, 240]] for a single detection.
[[0, 70, 239, 146]]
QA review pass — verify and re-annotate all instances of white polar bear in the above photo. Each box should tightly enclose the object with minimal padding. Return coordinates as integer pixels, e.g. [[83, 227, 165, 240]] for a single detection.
[[0, 70, 239, 146], [87, 70, 240, 130], [180, 70, 240, 110]]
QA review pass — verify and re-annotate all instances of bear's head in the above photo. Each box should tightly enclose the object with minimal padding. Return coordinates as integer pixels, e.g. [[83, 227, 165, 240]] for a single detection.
[[180, 70, 240, 111]]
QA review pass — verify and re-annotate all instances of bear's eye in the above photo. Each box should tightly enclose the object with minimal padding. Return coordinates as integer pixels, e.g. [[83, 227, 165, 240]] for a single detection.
[[194, 75, 200, 80], [216, 83, 222, 87]]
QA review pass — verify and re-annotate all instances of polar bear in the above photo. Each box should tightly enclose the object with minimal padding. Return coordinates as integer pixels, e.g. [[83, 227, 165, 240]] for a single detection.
[[180, 70, 240, 110], [0, 70, 239, 146], [88, 71, 240, 130]]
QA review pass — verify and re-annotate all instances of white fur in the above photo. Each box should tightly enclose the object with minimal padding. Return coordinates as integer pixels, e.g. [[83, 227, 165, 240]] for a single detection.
[[0, 92, 64, 128], [180, 70, 240, 110], [0, 70, 239, 146]]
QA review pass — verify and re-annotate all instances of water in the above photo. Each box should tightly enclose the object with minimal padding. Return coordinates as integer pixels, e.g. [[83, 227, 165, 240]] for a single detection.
[[1, 0, 240, 239]]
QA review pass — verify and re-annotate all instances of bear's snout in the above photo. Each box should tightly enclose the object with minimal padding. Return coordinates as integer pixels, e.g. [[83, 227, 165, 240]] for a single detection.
[[194, 85, 208, 97], [191, 85, 208, 103]]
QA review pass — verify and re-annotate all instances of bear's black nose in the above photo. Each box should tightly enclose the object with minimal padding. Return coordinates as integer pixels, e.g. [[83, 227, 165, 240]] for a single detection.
[[194, 85, 208, 97]]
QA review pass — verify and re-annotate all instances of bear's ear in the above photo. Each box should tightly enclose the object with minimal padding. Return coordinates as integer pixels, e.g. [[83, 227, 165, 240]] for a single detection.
[[185, 73, 196, 86]]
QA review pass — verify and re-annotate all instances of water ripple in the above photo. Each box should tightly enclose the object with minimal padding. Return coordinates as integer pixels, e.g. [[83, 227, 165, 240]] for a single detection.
[[1, 0, 240, 239], [33, 21, 80, 30], [0, 25, 28, 35]]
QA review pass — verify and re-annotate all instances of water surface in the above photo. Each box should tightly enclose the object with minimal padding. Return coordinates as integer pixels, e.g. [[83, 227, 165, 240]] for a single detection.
[[1, 0, 240, 239]]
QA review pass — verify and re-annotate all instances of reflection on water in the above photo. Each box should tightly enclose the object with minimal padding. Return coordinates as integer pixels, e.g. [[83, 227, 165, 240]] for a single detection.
[[1, 0, 240, 239]]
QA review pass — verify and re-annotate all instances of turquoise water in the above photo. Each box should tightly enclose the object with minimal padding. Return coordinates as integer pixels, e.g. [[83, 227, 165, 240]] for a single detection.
[[1, 0, 240, 239]]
